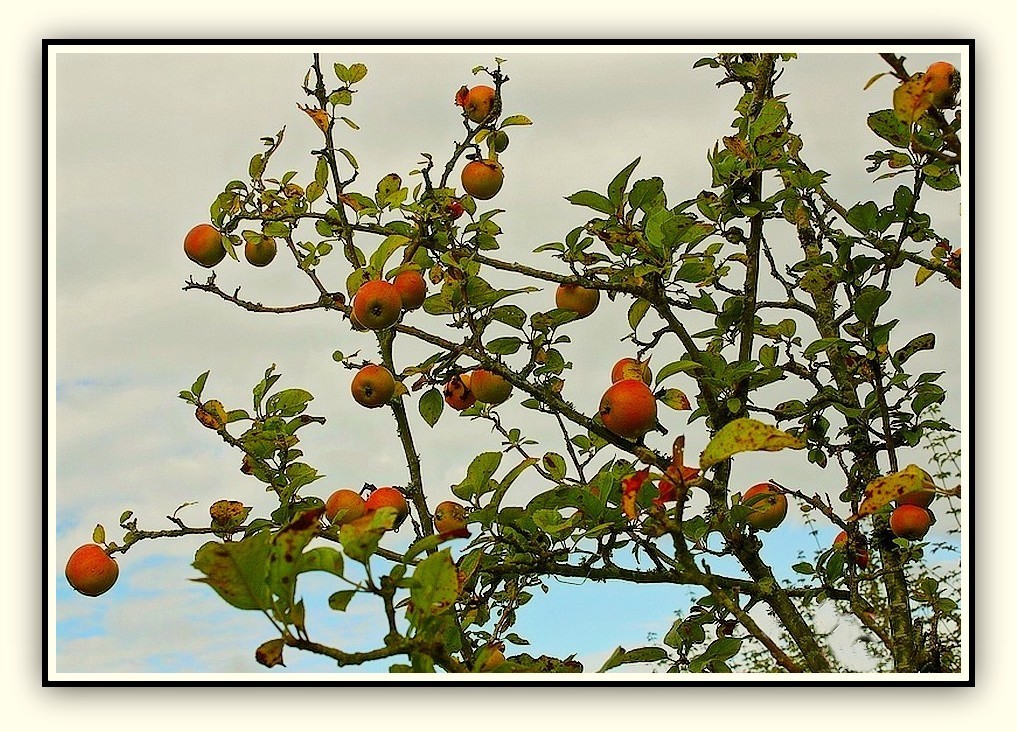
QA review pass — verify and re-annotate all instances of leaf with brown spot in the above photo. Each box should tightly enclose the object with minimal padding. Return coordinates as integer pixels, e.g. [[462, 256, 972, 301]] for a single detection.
[[893, 73, 933, 124], [255, 638, 285, 668], [266, 507, 325, 606], [699, 418, 805, 470], [851, 465, 936, 521], [192, 533, 272, 611]]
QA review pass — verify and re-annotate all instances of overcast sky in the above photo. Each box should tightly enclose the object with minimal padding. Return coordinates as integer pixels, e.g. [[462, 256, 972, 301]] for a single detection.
[[46, 43, 971, 682]]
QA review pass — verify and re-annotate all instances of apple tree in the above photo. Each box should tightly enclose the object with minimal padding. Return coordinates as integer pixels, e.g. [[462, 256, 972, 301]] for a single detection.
[[66, 51, 965, 674]]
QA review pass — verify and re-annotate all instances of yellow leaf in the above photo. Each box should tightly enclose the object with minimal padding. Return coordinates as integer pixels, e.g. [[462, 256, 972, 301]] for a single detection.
[[297, 104, 332, 134], [915, 266, 935, 286], [699, 418, 805, 470], [851, 465, 936, 520], [893, 73, 933, 124]]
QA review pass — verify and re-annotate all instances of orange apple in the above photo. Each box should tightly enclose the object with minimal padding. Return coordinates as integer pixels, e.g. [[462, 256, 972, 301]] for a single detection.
[[352, 279, 403, 330], [183, 223, 226, 268], [470, 369, 512, 405], [364, 486, 409, 528], [462, 85, 496, 123], [833, 530, 870, 569], [598, 379, 657, 439], [65, 543, 119, 597], [461, 159, 504, 200], [444, 373, 476, 411], [392, 269, 428, 311], [325, 489, 368, 525], [555, 283, 600, 318], [611, 357, 652, 385], [351, 364, 396, 408], [740, 482, 788, 531], [245, 235, 277, 267], [433, 500, 470, 537], [890, 504, 932, 540], [924, 61, 958, 108]]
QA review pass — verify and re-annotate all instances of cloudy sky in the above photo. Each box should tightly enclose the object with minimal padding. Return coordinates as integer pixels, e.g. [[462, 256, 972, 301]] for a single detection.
[[45, 41, 973, 683]]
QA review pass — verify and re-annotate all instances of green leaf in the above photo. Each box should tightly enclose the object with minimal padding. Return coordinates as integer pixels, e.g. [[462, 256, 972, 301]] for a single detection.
[[266, 508, 325, 605], [406, 549, 458, 627], [689, 637, 742, 673], [629, 177, 665, 213], [92, 524, 105, 545], [419, 387, 443, 427], [338, 507, 397, 564], [803, 337, 845, 360], [607, 157, 641, 207], [191, 371, 210, 399], [655, 360, 700, 386], [566, 190, 615, 214], [845, 201, 879, 232], [500, 114, 532, 127], [894, 333, 935, 365], [328, 590, 357, 611], [627, 299, 650, 330], [749, 99, 786, 139], [867, 109, 911, 148], [486, 336, 523, 355], [490, 304, 527, 329], [403, 534, 447, 562], [338, 148, 358, 170], [853, 287, 891, 324], [369, 234, 410, 274], [347, 63, 368, 83], [599, 645, 669, 672], [295, 546, 344, 578], [452, 452, 503, 500], [265, 388, 313, 417], [192, 533, 273, 611], [542, 452, 567, 481]]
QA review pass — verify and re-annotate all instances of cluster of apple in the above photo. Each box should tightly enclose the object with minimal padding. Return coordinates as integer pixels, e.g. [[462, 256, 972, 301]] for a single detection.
[[183, 223, 278, 269], [441, 368, 513, 412], [830, 475, 938, 570], [455, 85, 506, 201], [324, 486, 469, 539]]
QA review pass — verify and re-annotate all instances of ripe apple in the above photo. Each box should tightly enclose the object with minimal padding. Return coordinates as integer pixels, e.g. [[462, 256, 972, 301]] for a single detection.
[[352, 279, 403, 330], [325, 489, 368, 525], [433, 500, 469, 537], [598, 379, 657, 439], [890, 504, 932, 540], [245, 235, 277, 267], [462, 85, 496, 123], [392, 269, 428, 311], [461, 159, 504, 200], [555, 283, 600, 318], [470, 369, 513, 405], [924, 61, 958, 108], [364, 486, 410, 528], [183, 223, 226, 268], [351, 364, 396, 408], [444, 373, 476, 411], [740, 482, 788, 531], [611, 357, 652, 385], [833, 530, 870, 569], [65, 543, 119, 597], [446, 200, 465, 220]]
